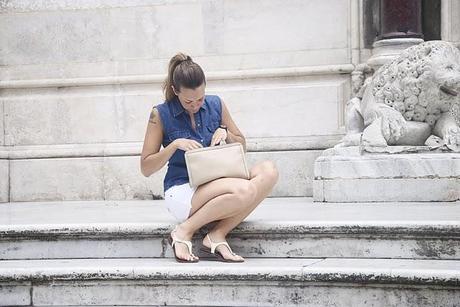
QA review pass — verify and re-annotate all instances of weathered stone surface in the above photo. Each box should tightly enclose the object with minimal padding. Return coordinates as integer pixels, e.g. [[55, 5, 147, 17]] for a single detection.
[[315, 178, 460, 202], [442, 0, 460, 46], [104, 156, 166, 200], [0, 0, 354, 205], [3, 92, 160, 146], [8, 150, 320, 202], [0, 282, 30, 306], [0, 238, 167, 260], [0, 258, 458, 306], [2, 76, 347, 202], [4, 234, 459, 261], [247, 150, 322, 197], [303, 258, 460, 286], [1, 199, 459, 260], [316, 150, 460, 179], [8, 155, 165, 202], [2, 77, 349, 145], [10, 157, 106, 201], [31, 280, 460, 307], [0, 99, 4, 146], [0, 0, 351, 78], [314, 148, 460, 202], [0, 159, 8, 202]]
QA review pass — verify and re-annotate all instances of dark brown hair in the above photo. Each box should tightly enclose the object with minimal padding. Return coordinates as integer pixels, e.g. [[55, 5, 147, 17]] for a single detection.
[[162, 52, 206, 102]]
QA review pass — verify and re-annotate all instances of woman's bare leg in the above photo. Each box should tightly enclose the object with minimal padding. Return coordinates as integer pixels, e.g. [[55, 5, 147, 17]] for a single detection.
[[172, 160, 278, 261], [170, 177, 257, 261], [209, 161, 279, 235], [202, 161, 279, 260]]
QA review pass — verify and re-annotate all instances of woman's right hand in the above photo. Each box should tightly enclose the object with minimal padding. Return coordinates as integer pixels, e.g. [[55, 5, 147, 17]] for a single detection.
[[173, 138, 203, 151]]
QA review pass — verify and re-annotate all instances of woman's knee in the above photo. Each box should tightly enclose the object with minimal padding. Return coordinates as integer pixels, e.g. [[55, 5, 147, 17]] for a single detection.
[[232, 180, 257, 204], [260, 160, 279, 185]]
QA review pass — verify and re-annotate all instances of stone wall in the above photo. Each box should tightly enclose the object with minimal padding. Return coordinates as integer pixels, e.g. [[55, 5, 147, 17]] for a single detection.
[[0, 0, 361, 201]]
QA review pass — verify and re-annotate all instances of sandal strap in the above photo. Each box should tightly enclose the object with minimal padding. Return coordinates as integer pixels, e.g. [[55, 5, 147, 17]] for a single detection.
[[212, 242, 236, 255], [207, 234, 236, 255], [172, 237, 193, 255]]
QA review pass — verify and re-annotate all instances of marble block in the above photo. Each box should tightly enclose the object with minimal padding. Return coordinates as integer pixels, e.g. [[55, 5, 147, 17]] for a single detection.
[[7, 150, 320, 202], [0, 0, 350, 77], [0, 282, 30, 306], [313, 147, 460, 202]]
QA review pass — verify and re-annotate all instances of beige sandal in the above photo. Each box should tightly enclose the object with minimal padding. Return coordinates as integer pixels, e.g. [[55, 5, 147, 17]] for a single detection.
[[168, 225, 199, 263], [200, 233, 244, 262]]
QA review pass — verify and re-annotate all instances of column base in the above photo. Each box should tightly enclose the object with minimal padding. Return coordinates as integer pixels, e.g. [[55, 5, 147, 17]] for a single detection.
[[367, 38, 424, 71]]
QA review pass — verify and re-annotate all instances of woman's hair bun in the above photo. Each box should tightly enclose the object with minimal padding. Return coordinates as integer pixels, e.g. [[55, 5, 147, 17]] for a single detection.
[[162, 52, 205, 101]]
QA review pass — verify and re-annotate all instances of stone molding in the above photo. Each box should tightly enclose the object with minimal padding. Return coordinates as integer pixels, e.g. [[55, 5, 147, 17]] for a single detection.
[[0, 135, 343, 160], [0, 65, 354, 89], [2, 0, 210, 12]]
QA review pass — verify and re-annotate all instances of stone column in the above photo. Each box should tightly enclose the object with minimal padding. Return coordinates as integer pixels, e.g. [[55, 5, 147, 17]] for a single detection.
[[367, 0, 424, 70], [441, 0, 460, 46]]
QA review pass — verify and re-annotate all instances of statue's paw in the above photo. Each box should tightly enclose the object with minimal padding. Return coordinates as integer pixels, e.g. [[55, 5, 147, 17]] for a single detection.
[[338, 133, 362, 147], [380, 111, 407, 143]]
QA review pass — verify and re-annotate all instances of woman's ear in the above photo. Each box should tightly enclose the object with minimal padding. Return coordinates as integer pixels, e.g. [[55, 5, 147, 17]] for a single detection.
[[171, 85, 179, 96]]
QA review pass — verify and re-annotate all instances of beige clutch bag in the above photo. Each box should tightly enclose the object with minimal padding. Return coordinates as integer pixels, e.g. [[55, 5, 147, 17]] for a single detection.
[[184, 142, 250, 188]]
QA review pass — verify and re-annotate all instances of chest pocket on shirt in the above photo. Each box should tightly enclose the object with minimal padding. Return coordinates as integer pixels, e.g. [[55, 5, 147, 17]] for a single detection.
[[207, 120, 220, 133], [167, 130, 191, 142]]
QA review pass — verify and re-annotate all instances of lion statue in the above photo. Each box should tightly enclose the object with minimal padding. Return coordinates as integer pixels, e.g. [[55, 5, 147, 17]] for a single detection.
[[339, 40, 460, 151]]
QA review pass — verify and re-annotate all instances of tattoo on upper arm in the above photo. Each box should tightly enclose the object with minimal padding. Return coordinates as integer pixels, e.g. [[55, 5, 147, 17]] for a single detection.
[[149, 107, 158, 124]]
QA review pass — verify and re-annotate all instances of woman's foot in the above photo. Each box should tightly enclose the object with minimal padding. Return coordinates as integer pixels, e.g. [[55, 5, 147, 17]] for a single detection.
[[202, 231, 245, 261], [171, 224, 199, 261]]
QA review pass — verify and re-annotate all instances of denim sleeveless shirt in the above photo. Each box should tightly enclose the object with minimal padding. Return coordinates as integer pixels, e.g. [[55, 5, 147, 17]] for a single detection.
[[155, 94, 223, 193]]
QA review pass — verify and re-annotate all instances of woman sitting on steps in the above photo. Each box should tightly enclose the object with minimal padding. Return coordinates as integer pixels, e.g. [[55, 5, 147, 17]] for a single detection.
[[140, 52, 279, 263]]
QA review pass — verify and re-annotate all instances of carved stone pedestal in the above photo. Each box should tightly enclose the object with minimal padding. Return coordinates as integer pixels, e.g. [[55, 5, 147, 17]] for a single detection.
[[313, 147, 460, 202]]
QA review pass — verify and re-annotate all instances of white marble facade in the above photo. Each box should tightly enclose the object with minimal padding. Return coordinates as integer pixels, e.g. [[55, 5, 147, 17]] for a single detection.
[[0, 0, 353, 78], [0, 0, 369, 201]]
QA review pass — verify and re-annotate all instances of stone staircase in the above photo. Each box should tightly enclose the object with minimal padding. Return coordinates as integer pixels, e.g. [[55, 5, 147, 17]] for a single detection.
[[1, 198, 459, 306]]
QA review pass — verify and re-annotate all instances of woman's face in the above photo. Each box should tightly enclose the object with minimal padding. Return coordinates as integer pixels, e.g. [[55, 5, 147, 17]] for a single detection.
[[172, 83, 206, 114]]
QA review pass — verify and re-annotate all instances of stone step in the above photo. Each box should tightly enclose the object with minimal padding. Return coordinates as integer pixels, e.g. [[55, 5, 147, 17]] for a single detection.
[[0, 257, 459, 306], [1, 198, 459, 260]]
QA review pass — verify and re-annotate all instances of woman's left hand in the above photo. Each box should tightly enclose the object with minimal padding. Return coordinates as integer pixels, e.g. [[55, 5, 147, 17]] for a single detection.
[[210, 127, 228, 146]]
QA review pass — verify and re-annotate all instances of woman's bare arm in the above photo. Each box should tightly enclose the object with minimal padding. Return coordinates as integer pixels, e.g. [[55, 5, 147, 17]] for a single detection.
[[140, 107, 177, 177], [221, 99, 247, 151]]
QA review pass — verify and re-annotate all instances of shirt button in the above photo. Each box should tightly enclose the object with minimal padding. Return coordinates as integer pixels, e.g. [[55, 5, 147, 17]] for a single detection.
[[201, 139, 203, 142]]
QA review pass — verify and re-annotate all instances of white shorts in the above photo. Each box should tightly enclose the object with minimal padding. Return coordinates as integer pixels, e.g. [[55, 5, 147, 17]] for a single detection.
[[164, 183, 197, 223]]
